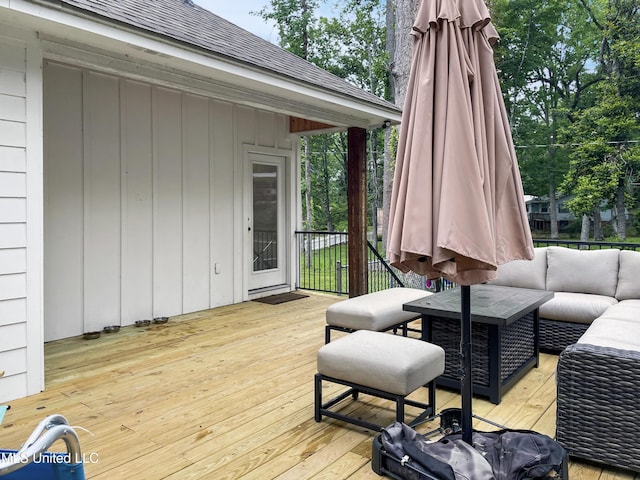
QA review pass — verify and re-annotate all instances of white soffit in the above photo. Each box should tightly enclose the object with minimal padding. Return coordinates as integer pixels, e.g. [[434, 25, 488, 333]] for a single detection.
[[5, 0, 401, 129]]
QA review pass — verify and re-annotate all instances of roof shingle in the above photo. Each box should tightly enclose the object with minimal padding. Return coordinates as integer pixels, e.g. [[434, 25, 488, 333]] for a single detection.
[[47, 0, 399, 113]]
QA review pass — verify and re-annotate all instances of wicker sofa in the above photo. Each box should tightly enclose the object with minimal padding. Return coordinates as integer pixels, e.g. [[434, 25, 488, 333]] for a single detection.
[[492, 246, 640, 472], [556, 303, 640, 472], [491, 246, 640, 352]]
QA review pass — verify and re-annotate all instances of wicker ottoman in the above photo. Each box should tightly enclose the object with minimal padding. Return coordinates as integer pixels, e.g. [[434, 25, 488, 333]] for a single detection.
[[324, 287, 430, 343], [314, 330, 445, 431]]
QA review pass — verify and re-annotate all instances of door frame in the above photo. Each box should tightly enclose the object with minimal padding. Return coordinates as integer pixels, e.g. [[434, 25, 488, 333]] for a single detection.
[[243, 145, 294, 299]]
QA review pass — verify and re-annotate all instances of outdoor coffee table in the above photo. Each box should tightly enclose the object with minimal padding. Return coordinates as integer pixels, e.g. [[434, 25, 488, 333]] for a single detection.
[[403, 284, 553, 404]]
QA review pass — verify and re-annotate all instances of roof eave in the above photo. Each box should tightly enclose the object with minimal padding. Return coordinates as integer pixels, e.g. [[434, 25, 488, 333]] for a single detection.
[[8, 0, 401, 129]]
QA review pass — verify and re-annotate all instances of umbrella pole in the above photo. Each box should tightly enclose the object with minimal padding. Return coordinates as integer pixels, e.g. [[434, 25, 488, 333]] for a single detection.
[[461, 285, 473, 444]]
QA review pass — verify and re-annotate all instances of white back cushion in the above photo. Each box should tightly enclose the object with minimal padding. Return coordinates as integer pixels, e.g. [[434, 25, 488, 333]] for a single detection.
[[616, 250, 640, 300], [546, 246, 619, 297], [490, 247, 547, 290]]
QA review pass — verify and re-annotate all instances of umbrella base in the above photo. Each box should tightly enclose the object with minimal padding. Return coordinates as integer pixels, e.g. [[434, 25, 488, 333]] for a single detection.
[[371, 418, 568, 480]]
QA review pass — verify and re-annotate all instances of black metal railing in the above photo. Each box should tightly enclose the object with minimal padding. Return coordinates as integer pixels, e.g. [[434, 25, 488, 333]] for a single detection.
[[295, 231, 640, 295], [532, 239, 640, 251], [295, 231, 349, 294], [294, 231, 453, 295]]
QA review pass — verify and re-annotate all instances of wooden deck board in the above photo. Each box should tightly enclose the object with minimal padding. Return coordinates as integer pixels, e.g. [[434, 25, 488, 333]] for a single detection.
[[1, 292, 635, 479]]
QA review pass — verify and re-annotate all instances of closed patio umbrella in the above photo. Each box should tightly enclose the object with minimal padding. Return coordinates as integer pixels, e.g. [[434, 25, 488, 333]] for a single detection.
[[387, 0, 534, 443]]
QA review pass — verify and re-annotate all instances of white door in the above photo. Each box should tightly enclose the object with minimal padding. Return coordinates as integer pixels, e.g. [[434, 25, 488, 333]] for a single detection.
[[248, 152, 287, 292]]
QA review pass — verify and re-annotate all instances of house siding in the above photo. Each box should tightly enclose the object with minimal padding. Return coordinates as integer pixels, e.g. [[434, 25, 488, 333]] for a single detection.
[[0, 33, 37, 402], [43, 61, 294, 341], [0, 0, 392, 404]]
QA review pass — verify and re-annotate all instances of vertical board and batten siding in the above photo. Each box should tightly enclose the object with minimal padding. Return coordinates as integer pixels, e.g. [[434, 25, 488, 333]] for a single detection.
[[153, 87, 184, 317], [121, 80, 153, 324], [43, 64, 83, 341], [83, 71, 122, 333], [0, 35, 30, 401], [43, 61, 294, 341], [182, 93, 211, 313], [209, 100, 235, 309]]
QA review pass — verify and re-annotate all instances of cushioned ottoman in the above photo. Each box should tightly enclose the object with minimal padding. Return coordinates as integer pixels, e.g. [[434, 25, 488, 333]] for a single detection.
[[324, 287, 430, 343], [314, 330, 445, 431]]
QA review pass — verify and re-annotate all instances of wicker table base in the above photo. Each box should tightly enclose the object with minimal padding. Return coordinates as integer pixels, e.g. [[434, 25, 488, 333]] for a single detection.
[[403, 285, 554, 404], [425, 312, 535, 404]]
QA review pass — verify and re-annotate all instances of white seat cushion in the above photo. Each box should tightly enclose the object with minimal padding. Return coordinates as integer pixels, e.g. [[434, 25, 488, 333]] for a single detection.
[[578, 317, 640, 352], [326, 287, 430, 331], [539, 292, 618, 324], [317, 330, 445, 396], [597, 300, 640, 322]]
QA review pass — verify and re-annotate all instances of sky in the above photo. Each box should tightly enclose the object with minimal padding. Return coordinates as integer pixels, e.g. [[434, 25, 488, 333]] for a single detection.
[[194, 1, 337, 43], [194, 1, 279, 42]]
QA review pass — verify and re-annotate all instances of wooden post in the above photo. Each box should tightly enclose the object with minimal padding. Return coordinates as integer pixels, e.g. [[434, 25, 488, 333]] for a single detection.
[[347, 127, 368, 298]]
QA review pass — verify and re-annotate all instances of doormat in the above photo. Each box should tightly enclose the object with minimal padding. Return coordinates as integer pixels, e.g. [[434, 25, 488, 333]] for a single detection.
[[253, 292, 309, 305]]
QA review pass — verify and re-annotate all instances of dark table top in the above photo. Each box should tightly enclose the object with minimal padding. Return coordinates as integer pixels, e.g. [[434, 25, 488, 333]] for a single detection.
[[403, 284, 554, 327]]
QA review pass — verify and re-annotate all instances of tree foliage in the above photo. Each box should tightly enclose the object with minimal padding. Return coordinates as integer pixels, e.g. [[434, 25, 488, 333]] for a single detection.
[[257, 0, 388, 233], [560, 0, 640, 239], [257, 0, 639, 240], [255, 0, 319, 58], [492, 0, 603, 237]]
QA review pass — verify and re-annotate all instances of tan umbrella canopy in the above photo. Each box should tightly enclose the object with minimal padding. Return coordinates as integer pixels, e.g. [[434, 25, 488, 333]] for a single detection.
[[386, 0, 535, 443], [387, 0, 534, 286]]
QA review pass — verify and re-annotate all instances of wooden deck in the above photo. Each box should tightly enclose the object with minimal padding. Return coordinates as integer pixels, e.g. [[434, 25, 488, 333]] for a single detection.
[[1, 292, 636, 479]]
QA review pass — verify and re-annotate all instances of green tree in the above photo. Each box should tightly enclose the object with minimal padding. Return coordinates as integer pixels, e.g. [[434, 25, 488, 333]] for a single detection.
[[336, 0, 388, 240], [256, 0, 322, 235], [257, 0, 390, 240], [493, 0, 601, 238], [256, 0, 319, 58], [561, 0, 640, 240]]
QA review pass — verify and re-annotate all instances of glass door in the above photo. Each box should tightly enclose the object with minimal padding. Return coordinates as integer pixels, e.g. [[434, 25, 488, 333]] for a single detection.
[[248, 153, 287, 291]]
